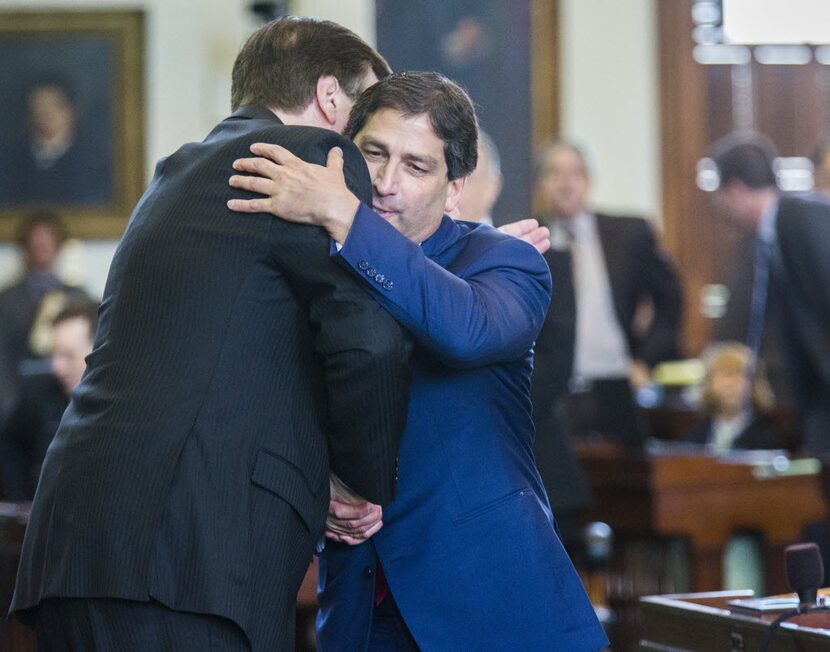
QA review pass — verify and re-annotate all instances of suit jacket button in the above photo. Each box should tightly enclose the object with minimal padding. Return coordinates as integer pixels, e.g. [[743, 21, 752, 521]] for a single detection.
[[366, 267, 376, 277], [383, 280, 394, 291], [375, 274, 385, 283], [364, 566, 374, 578], [358, 260, 369, 270]]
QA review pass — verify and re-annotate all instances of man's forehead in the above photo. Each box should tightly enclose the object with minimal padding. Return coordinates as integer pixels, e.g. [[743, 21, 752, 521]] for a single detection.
[[358, 109, 436, 139], [357, 109, 444, 160]]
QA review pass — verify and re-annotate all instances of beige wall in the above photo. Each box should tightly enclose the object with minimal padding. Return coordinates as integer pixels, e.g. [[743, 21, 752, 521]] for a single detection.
[[560, 0, 660, 222]]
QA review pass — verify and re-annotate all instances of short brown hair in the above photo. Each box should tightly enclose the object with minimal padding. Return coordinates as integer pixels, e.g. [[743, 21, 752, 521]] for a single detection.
[[711, 132, 777, 189], [231, 17, 391, 112], [16, 211, 66, 250], [53, 299, 99, 341]]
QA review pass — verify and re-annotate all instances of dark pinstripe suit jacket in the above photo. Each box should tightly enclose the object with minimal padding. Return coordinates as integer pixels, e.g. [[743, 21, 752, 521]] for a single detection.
[[10, 106, 410, 649]]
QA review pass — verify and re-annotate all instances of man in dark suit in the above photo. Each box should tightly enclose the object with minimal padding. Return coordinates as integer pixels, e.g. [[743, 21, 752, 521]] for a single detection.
[[711, 133, 830, 454], [11, 18, 410, 651], [530, 140, 683, 545], [1, 299, 98, 500], [230, 71, 608, 651]]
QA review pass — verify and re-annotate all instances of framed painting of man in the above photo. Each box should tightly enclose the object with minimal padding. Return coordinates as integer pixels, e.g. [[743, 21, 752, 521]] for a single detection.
[[0, 11, 144, 239]]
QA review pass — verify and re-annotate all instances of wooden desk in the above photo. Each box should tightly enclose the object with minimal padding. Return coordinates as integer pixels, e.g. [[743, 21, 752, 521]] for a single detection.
[[581, 444, 828, 593], [640, 590, 830, 651]]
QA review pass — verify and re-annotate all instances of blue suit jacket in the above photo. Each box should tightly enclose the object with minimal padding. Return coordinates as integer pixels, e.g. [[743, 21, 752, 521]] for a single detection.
[[317, 206, 608, 651]]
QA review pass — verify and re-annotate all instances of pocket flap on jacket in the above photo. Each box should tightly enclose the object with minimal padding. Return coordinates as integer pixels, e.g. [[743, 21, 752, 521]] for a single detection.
[[251, 448, 321, 531]]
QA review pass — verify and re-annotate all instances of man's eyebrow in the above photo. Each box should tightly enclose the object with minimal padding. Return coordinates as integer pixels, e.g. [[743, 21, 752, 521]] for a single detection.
[[357, 137, 388, 152]]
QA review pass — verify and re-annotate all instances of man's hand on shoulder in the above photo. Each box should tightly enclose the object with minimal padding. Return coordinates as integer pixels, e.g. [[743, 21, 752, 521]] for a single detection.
[[228, 143, 360, 244], [325, 474, 383, 545], [498, 219, 551, 255]]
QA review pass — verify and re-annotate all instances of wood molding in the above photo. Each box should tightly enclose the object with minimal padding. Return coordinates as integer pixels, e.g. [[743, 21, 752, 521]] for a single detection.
[[531, 0, 560, 144], [657, 0, 711, 355]]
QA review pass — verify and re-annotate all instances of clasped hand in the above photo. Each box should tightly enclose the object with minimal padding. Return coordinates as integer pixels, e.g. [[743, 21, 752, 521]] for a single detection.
[[325, 474, 383, 545]]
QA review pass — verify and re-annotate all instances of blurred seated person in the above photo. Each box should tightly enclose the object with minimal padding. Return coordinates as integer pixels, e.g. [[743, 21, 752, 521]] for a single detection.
[[687, 342, 785, 453], [454, 129, 503, 225], [0, 212, 87, 379], [1, 299, 98, 500]]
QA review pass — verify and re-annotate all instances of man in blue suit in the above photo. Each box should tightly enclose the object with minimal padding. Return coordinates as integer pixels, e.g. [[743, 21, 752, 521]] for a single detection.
[[230, 71, 607, 650]]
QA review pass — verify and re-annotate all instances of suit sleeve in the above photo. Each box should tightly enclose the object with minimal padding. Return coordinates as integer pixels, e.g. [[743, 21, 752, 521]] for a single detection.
[[336, 205, 552, 368], [268, 137, 410, 505], [634, 221, 684, 366]]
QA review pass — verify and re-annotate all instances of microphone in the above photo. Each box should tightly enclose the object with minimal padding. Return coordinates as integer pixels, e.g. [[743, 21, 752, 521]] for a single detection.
[[759, 543, 827, 652], [785, 542, 824, 608]]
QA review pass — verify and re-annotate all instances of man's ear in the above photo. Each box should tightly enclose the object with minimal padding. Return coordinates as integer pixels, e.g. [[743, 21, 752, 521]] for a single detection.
[[444, 177, 467, 214], [315, 75, 342, 126]]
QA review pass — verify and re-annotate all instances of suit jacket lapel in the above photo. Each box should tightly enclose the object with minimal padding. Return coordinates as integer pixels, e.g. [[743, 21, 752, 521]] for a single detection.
[[594, 213, 628, 326]]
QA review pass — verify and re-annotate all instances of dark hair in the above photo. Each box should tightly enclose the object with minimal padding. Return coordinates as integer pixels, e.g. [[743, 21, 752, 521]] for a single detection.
[[711, 132, 777, 189], [53, 299, 99, 340], [15, 212, 66, 249], [344, 71, 478, 181], [231, 16, 391, 112]]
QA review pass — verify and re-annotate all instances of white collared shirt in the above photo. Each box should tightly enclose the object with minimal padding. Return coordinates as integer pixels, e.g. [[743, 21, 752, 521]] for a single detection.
[[566, 212, 631, 381]]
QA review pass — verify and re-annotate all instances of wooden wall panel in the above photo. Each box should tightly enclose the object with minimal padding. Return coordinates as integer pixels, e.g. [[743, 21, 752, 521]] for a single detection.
[[658, 1, 830, 355]]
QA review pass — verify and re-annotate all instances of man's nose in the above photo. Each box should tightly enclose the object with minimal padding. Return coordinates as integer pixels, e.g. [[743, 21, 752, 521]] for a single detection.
[[373, 163, 397, 195]]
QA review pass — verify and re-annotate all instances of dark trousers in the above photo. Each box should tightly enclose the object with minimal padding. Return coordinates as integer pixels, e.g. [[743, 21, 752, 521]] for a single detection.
[[368, 594, 420, 652], [33, 597, 250, 651]]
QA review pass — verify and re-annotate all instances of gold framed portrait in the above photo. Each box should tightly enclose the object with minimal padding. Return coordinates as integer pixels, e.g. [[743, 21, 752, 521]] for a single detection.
[[0, 10, 145, 240]]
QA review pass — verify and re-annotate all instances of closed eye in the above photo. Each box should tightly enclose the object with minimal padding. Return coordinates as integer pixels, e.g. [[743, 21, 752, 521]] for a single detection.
[[362, 148, 385, 160]]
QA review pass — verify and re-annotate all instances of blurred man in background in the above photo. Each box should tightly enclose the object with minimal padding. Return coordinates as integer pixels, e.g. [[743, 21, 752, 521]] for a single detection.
[[1, 300, 98, 500], [530, 140, 683, 548], [711, 133, 830, 454]]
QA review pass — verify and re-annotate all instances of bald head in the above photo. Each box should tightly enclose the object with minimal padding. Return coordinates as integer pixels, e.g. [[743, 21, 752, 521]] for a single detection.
[[533, 140, 591, 220], [456, 130, 503, 223]]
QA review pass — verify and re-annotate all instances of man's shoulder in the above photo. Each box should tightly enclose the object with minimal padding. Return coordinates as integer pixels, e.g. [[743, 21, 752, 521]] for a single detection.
[[595, 212, 657, 248], [595, 212, 651, 231], [455, 220, 524, 253], [0, 279, 25, 303], [779, 193, 830, 221], [215, 117, 360, 167], [453, 220, 550, 277]]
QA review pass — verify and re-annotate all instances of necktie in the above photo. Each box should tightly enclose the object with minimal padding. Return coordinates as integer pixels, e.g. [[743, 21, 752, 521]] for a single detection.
[[743, 237, 772, 409], [746, 237, 771, 359]]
